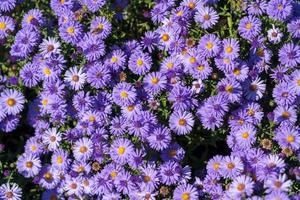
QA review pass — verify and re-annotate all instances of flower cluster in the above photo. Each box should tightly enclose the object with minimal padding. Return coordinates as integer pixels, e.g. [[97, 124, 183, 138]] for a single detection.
[[0, 0, 300, 199]]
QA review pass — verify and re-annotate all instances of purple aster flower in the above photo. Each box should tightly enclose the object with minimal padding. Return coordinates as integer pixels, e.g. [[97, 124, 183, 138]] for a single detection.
[[169, 110, 194, 135], [20, 63, 40, 88], [273, 82, 296, 106], [198, 34, 221, 58], [128, 50, 152, 75], [50, 0, 73, 16], [264, 173, 293, 193], [73, 137, 93, 161], [92, 172, 113, 195], [247, 0, 267, 15], [72, 91, 92, 112], [194, 6, 219, 29], [278, 43, 300, 68], [217, 78, 242, 103], [267, 24, 283, 44], [104, 49, 127, 71], [59, 21, 83, 45], [243, 102, 263, 125], [233, 124, 256, 149], [139, 164, 160, 191], [24, 136, 43, 156], [270, 66, 289, 82], [51, 149, 70, 170], [187, 58, 212, 80], [161, 143, 185, 162], [168, 84, 194, 111], [63, 175, 84, 197], [110, 138, 134, 165], [64, 67, 86, 91], [21, 9, 44, 28], [115, 171, 136, 195], [17, 153, 41, 178], [275, 125, 300, 150], [42, 127, 62, 151], [206, 155, 223, 178], [147, 126, 171, 151], [143, 72, 167, 94], [0, 16, 15, 39], [128, 148, 145, 169], [220, 155, 244, 179], [83, 0, 105, 13], [243, 77, 266, 101], [0, 89, 25, 115], [266, 0, 293, 21], [274, 105, 297, 125], [86, 63, 111, 89], [228, 175, 254, 198], [141, 31, 159, 52], [110, 116, 127, 136], [159, 161, 181, 185], [288, 19, 300, 39], [173, 183, 199, 200], [78, 33, 105, 61], [265, 191, 289, 200], [39, 37, 61, 58], [151, 3, 169, 24], [238, 15, 262, 40], [112, 82, 136, 106], [90, 16, 112, 39], [0, 183, 22, 200], [38, 165, 60, 189], [221, 38, 240, 60], [0, 0, 16, 12]]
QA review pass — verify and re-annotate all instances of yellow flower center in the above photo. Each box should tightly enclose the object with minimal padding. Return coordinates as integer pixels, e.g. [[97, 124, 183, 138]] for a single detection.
[[111, 56, 118, 63], [6, 98, 16, 107], [26, 161, 33, 168], [227, 162, 235, 169], [225, 46, 233, 53], [79, 146, 88, 153], [0, 22, 7, 30], [151, 77, 159, 85], [77, 166, 85, 173], [182, 192, 190, 200], [60, 0, 65, 4], [188, 2, 195, 9], [136, 59, 144, 66], [203, 14, 210, 21], [247, 109, 255, 116], [297, 79, 300, 86], [166, 62, 174, 69], [282, 111, 290, 119], [120, 91, 128, 98], [127, 105, 135, 111], [189, 57, 196, 64], [287, 135, 295, 143], [43, 67, 52, 76], [161, 34, 170, 42], [31, 145, 37, 151], [178, 118, 186, 126], [245, 23, 252, 29], [110, 171, 118, 179], [143, 175, 151, 183], [225, 85, 234, 93], [56, 156, 63, 164], [26, 15, 34, 23], [44, 172, 53, 181], [176, 10, 184, 16], [197, 65, 205, 71], [89, 115, 95, 122], [233, 68, 241, 75], [206, 42, 214, 49], [277, 4, 283, 10], [213, 163, 220, 170], [97, 23, 103, 30], [67, 26, 75, 34], [223, 58, 230, 64], [117, 146, 126, 155], [42, 99, 48, 106], [242, 132, 249, 139]]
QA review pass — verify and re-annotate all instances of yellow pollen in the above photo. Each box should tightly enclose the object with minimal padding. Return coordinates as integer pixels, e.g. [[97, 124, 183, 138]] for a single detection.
[[206, 42, 214, 49], [197, 65, 205, 71], [111, 56, 118, 63], [282, 111, 290, 119], [56, 156, 63, 164], [166, 62, 174, 69], [26, 161, 33, 168], [238, 119, 244, 125], [42, 99, 48, 106], [188, 2, 195, 9], [110, 171, 118, 179], [26, 15, 34, 23], [242, 132, 249, 139], [227, 162, 235, 169], [43, 67, 52, 76], [223, 58, 230, 64], [0, 22, 6, 30], [136, 59, 144, 66], [182, 192, 190, 200], [178, 118, 186, 126], [203, 14, 210, 21], [225, 46, 233, 53], [89, 115, 95, 122], [60, 0, 65, 4], [97, 23, 103, 30], [127, 105, 135, 111], [67, 26, 75, 34], [297, 79, 300, 86], [176, 10, 184, 16], [245, 23, 252, 29], [247, 109, 255, 116], [77, 166, 85, 173], [287, 135, 295, 143], [44, 172, 53, 181], [225, 85, 234, 93], [233, 68, 241, 75], [161, 34, 170, 42], [117, 146, 126, 155], [189, 57, 196, 64], [6, 98, 16, 107], [277, 4, 283, 10], [79, 146, 88, 153], [31, 145, 37, 151], [213, 163, 220, 170], [151, 77, 159, 85], [120, 91, 128, 98]]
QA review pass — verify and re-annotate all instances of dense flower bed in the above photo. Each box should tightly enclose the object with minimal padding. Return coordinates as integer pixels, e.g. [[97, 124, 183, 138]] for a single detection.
[[0, 0, 300, 199]]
